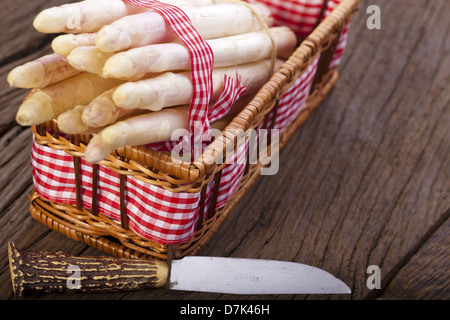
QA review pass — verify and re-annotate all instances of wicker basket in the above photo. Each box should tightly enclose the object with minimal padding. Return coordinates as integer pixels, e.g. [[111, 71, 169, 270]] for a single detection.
[[28, 0, 361, 261]]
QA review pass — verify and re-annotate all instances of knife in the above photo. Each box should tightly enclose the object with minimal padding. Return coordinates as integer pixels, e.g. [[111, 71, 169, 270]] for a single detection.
[[8, 241, 350, 296]]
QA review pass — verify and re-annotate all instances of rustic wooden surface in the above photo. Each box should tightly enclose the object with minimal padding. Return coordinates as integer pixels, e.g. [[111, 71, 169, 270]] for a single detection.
[[0, 0, 448, 301]]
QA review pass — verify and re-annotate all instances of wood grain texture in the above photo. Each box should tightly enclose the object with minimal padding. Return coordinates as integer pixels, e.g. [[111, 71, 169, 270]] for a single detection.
[[0, 0, 448, 300], [376, 216, 450, 300]]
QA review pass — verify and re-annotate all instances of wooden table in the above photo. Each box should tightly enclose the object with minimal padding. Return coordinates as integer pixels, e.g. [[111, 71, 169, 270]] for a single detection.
[[0, 0, 448, 301]]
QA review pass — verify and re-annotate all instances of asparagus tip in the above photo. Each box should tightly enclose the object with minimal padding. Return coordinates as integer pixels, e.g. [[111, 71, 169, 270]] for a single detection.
[[112, 83, 144, 109], [8, 62, 45, 89], [96, 26, 131, 53], [66, 52, 87, 72], [84, 135, 113, 164], [101, 122, 128, 146], [33, 8, 67, 33], [82, 98, 115, 128], [57, 109, 88, 134], [103, 54, 135, 78], [6, 70, 18, 88], [52, 35, 76, 56], [16, 101, 43, 126]]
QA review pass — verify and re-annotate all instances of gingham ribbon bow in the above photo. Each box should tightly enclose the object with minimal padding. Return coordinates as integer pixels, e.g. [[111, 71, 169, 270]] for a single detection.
[[122, 0, 247, 159]]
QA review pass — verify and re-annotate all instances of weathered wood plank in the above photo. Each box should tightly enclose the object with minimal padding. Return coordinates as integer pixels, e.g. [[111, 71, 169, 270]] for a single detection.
[[0, 0, 76, 66], [117, 0, 450, 301], [182, 0, 450, 300], [376, 216, 450, 300], [0, 0, 448, 301]]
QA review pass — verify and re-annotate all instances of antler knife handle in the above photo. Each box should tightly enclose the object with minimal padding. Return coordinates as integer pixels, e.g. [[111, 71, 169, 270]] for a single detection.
[[8, 242, 168, 296]]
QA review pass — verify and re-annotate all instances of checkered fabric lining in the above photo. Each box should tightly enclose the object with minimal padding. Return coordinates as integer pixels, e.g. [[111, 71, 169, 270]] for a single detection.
[[250, 0, 350, 66], [31, 137, 251, 244]]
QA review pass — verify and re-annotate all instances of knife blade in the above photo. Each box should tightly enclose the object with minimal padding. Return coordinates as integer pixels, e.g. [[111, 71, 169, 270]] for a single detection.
[[8, 241, 350, 295], [170, 256, 351, 295]]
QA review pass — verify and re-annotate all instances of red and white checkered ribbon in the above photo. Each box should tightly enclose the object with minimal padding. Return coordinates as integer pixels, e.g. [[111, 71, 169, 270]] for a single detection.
[[123, 0, 214, 159], [209, 75, 248, 124], [152, 74, 247, 154], [123, 0, 247, 158], [248, 0, 349, 67], [250, 54, 320, 160], [251, 0, 326, 38], [274, 55, 320, 131], [322, 0, 351, 68]]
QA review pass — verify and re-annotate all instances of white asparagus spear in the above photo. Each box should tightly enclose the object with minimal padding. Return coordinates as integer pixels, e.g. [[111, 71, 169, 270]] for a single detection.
[[84, 106, 190, 164], [33, 0, 230, 34], [16, 73, 124, 126], [57, 101, 130, 135], [183, 3, 273, 39], [80, 65, 250, 129], [113, 59, 281, 111], [103, 42, 188, 79], [33, 0, 146, 33], [78, 83, 257, 134], [67, 45, 158, 80], [56, 105, 90, 135], [84, 87, 257, 163], [95, 11, 175, 53], [51, 33, 97, 56], [80, 68, 259, 130], [67, 46, 114, 75], [7, 54, 81, 89], [66, 66, 236, 133], [210, 26, 296, 63], [81, 88, 140, 128], [95, 3, 273, 53], [57, 97, 138, 135], [103, 27, 296, 78]]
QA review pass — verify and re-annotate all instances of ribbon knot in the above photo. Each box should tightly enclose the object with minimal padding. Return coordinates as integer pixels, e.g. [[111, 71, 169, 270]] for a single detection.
[[122, 0, 248, 161]]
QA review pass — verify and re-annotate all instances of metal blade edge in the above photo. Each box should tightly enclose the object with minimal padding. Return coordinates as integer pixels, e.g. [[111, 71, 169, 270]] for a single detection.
[[169, 257, 351, 295]]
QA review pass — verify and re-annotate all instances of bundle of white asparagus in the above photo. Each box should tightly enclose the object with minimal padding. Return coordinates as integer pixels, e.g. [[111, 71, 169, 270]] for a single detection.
[[8, 0, 298, 163]]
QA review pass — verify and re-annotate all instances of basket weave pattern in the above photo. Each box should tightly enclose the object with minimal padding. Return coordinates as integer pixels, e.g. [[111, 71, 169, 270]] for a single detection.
[[29, 0, 361, 260]]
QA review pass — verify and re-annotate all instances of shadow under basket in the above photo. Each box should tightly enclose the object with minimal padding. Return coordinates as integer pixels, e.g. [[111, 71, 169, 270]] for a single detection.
[[28, 0, 361, 261]]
